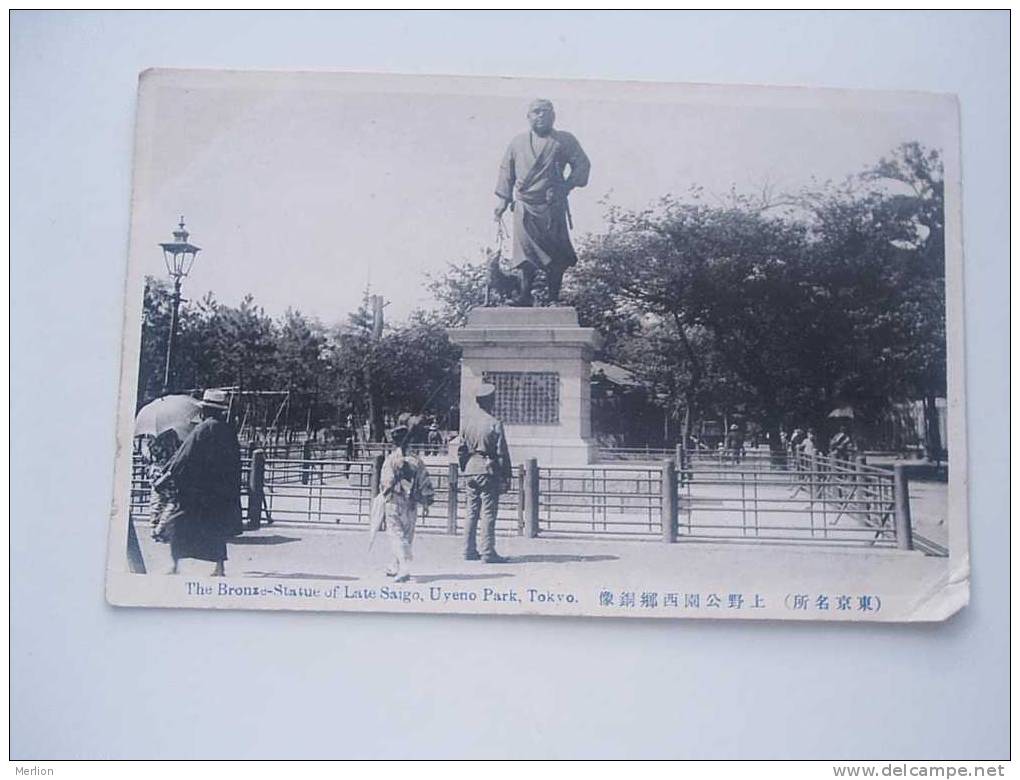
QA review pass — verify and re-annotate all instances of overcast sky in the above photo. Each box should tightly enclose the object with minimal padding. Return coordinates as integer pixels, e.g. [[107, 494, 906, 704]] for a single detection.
[[128, 70, 955, 323]]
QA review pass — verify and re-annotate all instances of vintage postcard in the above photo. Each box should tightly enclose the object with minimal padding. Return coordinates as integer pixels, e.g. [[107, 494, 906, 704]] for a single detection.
[[106, 69, 966, 621]]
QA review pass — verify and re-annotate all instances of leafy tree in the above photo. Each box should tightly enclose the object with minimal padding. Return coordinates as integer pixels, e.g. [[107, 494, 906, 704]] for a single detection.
[[864, 142, 946, 458], [570, 199, 829, 449], [565, 142, 947, 453], [426, 256, 490, 327], [383, 309, 462, 428], [274, 309, 329, 430], [134, 143, 946, 455], [136, 277, 173, 407], [321, 297, 461, 439]]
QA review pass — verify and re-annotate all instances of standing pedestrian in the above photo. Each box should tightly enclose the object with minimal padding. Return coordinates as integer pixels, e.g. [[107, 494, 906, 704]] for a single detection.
[[379, 418, 435, 582], [725, 424, 745, 464], [802, 428, 819, 457], [146, 429, 182, 542], [427, 419, 444, 456], [458, 383, 513, 563], [155, 389, 243, 576], [829, 423, 855, 461]]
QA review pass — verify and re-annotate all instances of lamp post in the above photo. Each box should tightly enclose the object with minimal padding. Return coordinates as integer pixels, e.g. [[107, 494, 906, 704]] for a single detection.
[[159, 217, 201, 394]]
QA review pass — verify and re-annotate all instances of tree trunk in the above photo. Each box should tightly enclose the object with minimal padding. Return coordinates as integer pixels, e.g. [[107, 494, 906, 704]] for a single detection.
[[365, 365, 384, 442], [922, 394, 943, 463], [765, 416, 784, 466]]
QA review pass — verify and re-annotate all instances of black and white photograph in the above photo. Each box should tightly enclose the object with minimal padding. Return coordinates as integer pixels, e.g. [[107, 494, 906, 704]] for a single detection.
[[13, 9, 1011, 764], [104, 69, 965, 622]]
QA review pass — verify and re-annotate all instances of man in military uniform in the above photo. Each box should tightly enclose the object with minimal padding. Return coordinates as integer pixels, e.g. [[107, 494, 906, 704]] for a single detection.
[[458, 383, 513, 563]]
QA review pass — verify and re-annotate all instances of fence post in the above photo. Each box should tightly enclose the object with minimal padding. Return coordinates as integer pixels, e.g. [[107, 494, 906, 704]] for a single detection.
[[516, 465, 526, 535], [893, 464, 914, 551], [524, 458, 540, 538], [247, 449, 265, 530], [446, 463, 458, 535], [370, 453, 385, 496], [855, 454, 869, 522], [126, 517, 147, 574], [301, 440, 312, 485], [660, 458, 678, 543], [810, 452, 820, 499]]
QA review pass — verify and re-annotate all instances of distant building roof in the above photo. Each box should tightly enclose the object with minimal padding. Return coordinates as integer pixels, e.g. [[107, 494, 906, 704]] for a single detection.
[[591, 361, 640, 387]]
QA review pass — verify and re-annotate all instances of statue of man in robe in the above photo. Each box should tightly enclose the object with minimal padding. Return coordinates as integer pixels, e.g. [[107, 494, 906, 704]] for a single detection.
[[493, 99, 591, 306]]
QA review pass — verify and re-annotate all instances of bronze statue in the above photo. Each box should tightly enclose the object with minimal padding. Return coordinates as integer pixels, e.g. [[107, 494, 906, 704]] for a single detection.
[[492, 99, 590, 306]]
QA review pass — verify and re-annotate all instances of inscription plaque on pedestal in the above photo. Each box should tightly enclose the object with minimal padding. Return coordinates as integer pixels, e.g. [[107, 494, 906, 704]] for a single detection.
[[447, 307, 602, 466], [482, 371, 560, 426]]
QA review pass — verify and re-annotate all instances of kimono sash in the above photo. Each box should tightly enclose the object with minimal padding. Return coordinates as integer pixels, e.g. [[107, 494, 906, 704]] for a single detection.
[[514, 135, 559, 204]]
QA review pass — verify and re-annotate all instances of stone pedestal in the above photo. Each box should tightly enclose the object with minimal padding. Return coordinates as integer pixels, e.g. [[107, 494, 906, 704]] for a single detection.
[[447, 307, 602, 466]]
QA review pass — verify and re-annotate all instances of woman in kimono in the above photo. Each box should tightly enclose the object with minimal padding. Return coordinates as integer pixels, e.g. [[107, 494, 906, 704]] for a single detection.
[[145, 429, 182, 542], [379, 418, 435, 583]]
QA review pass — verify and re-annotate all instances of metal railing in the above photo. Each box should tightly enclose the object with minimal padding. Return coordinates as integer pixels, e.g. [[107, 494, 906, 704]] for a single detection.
[[595, 445, 674, 462], [535, 465, 663, 538], [246, 440, 447, 462], [128, 447, 926, 554], [676, 450, 900, 548], [260, 457, 523, 537], [260, 458, 375, 527], [129, 455, 254, 523]]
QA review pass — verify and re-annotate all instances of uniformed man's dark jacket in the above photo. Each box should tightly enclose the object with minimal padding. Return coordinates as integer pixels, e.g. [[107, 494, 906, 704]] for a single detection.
[[459, 409, 513, 485]]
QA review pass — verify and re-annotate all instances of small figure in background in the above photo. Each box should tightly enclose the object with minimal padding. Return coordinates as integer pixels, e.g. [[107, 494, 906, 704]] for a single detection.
[[725, 424, 745, 464], [829, 423, 855, 461], [427, 419, 444, 456], [801, 429, 819, 457], [788, 428, 807, 455], [344, 413, 358, 475]]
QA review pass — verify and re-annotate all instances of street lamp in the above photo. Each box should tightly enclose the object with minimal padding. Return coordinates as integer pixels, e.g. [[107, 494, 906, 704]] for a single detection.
[[159, 216, 201, 393]]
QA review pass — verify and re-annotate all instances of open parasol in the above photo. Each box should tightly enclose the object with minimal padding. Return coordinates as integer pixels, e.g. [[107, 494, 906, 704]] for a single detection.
[[367, 493, 387, 550], [134, 394, 203, 442], [827, 406, 856, 420]]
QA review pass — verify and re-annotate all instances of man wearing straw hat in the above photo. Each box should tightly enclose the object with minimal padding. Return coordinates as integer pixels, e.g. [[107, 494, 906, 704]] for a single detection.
[[156, 388, 243, 576], [458, 383, 513, 563]]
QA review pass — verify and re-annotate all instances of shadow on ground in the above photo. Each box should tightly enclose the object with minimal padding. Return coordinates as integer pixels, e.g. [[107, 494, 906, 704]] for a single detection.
[[242, 571, 358, 581], [412, 573, 515, 584], [504, 553, 619, 564], [229, 535, 301, 546]]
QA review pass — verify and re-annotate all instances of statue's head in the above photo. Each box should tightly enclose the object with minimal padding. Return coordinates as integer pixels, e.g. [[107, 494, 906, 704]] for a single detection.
[[527, 99, 555, 135]]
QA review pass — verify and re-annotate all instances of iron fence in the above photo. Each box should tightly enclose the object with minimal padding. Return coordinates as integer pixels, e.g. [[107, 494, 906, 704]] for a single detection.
[[260, 458, 375, 527], [128, 447, 927, 554], [676, 450, 899, 548], [595, 445, 674, 462], [129, 454, 253, 524], [535, 465, 663, 538]]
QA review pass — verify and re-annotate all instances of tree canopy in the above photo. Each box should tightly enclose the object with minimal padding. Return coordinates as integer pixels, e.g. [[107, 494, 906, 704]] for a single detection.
[[562, 142, 946, 452], [137, 142, 946, 454]]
